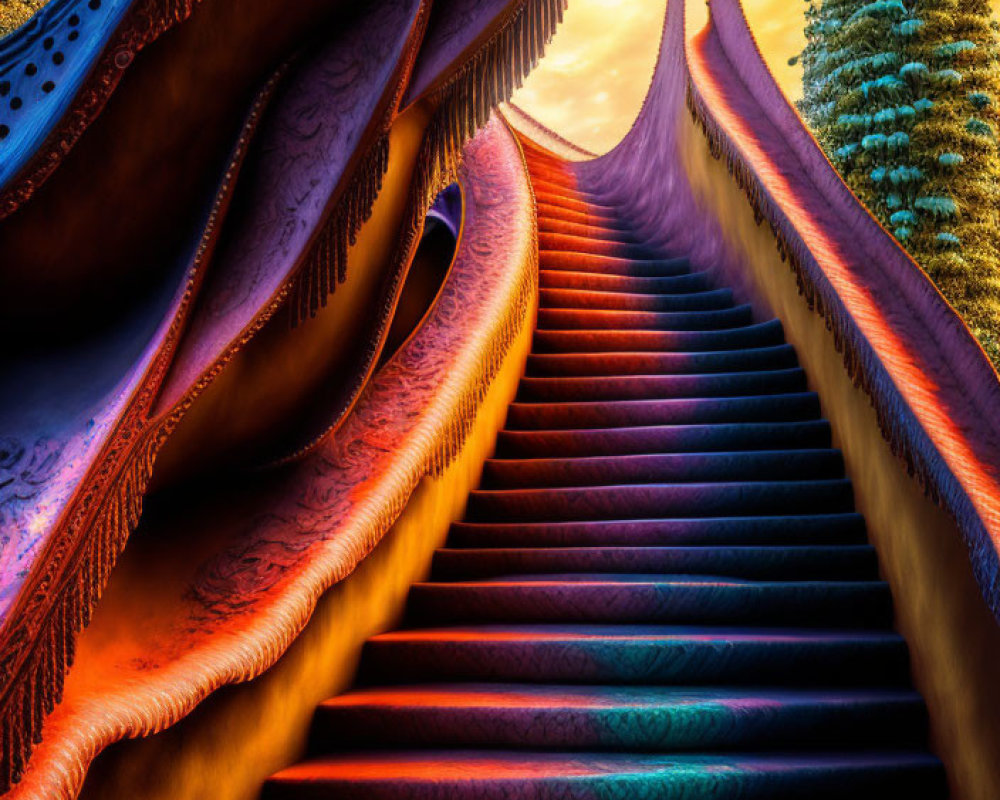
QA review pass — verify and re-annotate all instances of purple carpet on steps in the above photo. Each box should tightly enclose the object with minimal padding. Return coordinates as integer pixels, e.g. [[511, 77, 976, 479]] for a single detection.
[[261, 142, 946, 799]]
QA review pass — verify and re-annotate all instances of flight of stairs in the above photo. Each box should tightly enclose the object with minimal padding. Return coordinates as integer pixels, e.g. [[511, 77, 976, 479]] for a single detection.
[[262, 139, 946, 798]]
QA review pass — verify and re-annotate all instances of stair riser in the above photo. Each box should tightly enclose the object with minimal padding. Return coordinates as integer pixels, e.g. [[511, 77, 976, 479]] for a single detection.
[[539, 288, 733, 313], [264, 762, 945, 800], [515, 371, 809, 403], [495, 422, 831, 457], [538, 271, 711, 294], [525, 348, 798, 377], [310, 700, 928, 752], [407, 584, 892, 626], [504, 394, 821, 430], [536, 306, 754, 331], [539, 252, 692, 277], [447, 516, 869, 548], [430, 546, 878, 580], [481, 451, 844, 488], [360, 638, 911, 685], [531, 322, 784, 353]]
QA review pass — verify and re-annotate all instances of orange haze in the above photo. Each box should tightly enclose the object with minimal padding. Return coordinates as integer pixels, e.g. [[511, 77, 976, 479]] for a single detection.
[[513, 0, 1000, 154]]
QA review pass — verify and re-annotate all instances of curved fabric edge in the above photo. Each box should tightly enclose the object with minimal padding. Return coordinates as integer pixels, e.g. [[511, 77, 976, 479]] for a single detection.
[[0, 71, 281, 793], [0, 1, 431, 782], [0, 0, 202, 218], [684, 0, 1000, 621], [5, 114, 536, 800], [500, 102, 597, 162]]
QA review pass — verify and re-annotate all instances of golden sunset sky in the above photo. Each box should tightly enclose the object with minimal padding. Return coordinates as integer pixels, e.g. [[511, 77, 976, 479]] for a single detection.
[[512, 0, 1000, 154]]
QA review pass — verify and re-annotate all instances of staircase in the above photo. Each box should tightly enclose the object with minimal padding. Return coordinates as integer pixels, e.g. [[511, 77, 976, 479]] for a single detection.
[[262, 141, 946, 798]]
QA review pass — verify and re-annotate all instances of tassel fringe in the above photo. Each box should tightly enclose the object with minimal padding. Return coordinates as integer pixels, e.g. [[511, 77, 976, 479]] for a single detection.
[[0, 0, 565, 782], [0, 67, 283, 792], [685, 80, 1000, 619], [290, 132, 392, 324], [414, 0, 567, 215], [0, 427, 164, 792]]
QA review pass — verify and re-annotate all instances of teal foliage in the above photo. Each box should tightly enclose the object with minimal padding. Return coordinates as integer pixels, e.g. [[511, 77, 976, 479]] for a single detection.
[[874, 108, 897, 125], [826, 52, 899, 85], [859, 74, 906, 98], [899, 62, 929, 79], [887, 131, 909, 150], [967, 91, 991, 109], [847, 0, 907, 24], [835, 143, 860, 159], [934, 41, 976, 59], [862, 133, 887, 149], [891, 18, 924, 36], [798, 0, 1000, 358], [933, 69, 963, 85], [914, 196, 958, 217], [837, 113, 873, 131], [889, 165, 924, 184], [966, 117, 993, 136]]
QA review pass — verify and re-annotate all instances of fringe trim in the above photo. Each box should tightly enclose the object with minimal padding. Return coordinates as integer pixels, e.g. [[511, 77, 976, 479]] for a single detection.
[[685, 80, 1000, 619], [0, 67, 283, 792], [415, 0, 567, 212], [429, 248, 537, 477], [0, 427, 165, 792], [289, 132, 392, 324], [282, 0, 564, 452]]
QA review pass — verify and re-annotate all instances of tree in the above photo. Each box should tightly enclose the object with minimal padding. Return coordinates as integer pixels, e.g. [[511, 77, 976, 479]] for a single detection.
[[796, 0, 1000, 362]]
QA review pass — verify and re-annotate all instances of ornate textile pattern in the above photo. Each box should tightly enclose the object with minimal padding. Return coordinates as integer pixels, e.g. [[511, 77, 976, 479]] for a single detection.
[[0, 70, 280, 792], [0, 0, 567, 781], [153, 0, 427, 404], [4, 116, 536, 800], [0, 1, 429, 783], [0, 0, 201, 217]]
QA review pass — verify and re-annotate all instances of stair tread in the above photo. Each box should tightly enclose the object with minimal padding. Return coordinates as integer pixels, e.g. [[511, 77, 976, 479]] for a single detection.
[[525, 346, 799, 376], [319, 683, 923, 710], [369, 623, 904, 641], [431, 545, 878, 582], [515, 371, 810, 402], [482, 450, 843, 487], [538, 252, 693, 277], [505, 393, 821, 429], [495, 419, 830, 457], [532, 321, 785, 352], [538, 269, 710, 292], [539, 287, 733, 312], [537, 305, 755, 330], [448, 516, 868, 547], [267, 749, 943, 789]]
